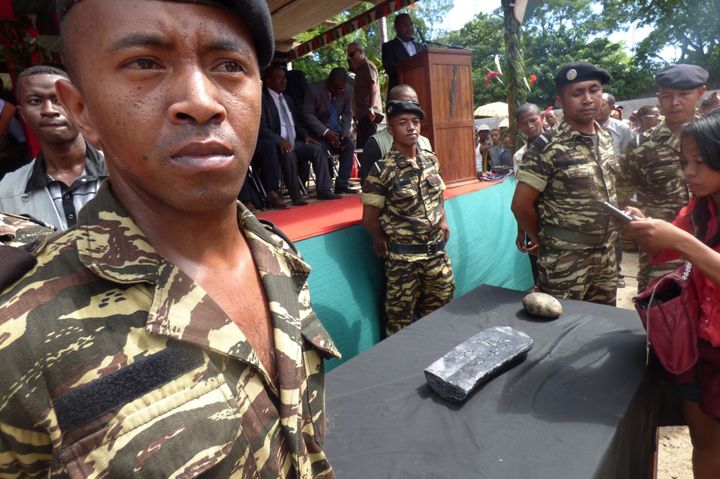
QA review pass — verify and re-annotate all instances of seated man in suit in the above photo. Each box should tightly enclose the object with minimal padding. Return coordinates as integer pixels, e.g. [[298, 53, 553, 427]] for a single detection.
[[382, 13, 425, 94], [256, 65, 340, 207], [303, 67, 358, 195]]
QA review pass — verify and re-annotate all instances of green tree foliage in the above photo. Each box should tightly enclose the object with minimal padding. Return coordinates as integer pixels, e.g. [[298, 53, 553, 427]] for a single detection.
[[441, 0, 656, 109], [291, 0, 453, 84], [603, 0, 720, 87], [291, 3, 382, 83]]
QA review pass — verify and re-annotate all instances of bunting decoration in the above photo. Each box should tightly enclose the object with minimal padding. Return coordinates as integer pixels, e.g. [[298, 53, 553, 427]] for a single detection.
[[285, 0, 418, 61]]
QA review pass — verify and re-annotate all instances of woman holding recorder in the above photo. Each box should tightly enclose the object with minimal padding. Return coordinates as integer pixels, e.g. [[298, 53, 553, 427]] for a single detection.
[[623, 111, 720, 479]]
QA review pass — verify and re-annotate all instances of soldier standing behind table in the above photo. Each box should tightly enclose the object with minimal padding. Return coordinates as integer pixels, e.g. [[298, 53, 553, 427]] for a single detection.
[[361, 100, 454, 336], [512, 62, 620, 306], [621, 64, 708, 292]]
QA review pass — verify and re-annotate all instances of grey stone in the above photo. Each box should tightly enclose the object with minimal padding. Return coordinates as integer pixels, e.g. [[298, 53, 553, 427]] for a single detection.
[[424, 326, 534, 402], [522, 292, 563, 319]]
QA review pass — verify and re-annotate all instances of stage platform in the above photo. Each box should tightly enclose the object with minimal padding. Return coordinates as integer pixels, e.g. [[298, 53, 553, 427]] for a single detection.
[[258, 177, 534, 370]]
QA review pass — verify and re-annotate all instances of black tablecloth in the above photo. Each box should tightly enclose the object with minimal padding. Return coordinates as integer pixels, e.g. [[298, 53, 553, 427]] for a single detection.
[[324, 285, 660, 479]]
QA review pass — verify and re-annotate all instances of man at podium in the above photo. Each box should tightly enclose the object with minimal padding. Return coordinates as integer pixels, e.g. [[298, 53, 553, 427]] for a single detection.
[[382, 13, 426, 94]]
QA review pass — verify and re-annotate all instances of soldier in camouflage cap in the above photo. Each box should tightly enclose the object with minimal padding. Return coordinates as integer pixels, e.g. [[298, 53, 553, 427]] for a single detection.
[[362, 100, 454, 336], [0, 1, 341, 477], [512, 61, 619, 305], [621, 63, 707, 292]]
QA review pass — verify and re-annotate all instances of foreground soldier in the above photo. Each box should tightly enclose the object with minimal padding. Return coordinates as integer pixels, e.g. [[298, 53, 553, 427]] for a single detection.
[[0, 1, 339, 477], [512, 62, 619, 305], [622, 63, 708, 292], [361, 100, 454, 336]]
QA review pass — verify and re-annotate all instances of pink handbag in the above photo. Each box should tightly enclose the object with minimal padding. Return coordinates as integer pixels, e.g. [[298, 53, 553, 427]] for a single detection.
[[633, 262, 700, 375]]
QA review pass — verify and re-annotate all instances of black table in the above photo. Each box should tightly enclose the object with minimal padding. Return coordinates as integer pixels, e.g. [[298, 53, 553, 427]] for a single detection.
[[324, 285, 660, 479]]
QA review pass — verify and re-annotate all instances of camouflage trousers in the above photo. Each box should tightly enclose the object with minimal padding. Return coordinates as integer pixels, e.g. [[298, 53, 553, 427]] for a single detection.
[[537, 238, 617, 306], [384, 253, 455, 336], [637, 250, 684, 293]]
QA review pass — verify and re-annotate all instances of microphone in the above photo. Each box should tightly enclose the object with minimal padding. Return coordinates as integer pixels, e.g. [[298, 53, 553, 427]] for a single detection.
[[416, 27, 428, 47], [416, 25, 469, 50]]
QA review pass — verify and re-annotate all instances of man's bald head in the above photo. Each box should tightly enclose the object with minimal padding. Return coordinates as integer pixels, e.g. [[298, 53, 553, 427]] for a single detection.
[[388, 84, 419, 103]]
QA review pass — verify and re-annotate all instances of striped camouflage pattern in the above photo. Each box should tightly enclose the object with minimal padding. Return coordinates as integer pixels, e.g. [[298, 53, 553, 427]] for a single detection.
[[384, 253, 455, 336], [516, 121, 620, 239], [361, 148, 446, 261], [0, 184, 340, 478], [0, 212, 54, 247], [537, 236, 617, 305], [517, 121, 619, 304], [621, 121, 689, 291]]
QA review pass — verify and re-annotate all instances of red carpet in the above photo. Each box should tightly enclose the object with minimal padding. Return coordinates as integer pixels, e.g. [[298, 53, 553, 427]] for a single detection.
[[257, 179, 502, 242]]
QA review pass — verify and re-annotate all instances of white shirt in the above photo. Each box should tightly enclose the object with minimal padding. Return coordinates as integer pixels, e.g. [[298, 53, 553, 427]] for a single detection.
[[400, 39, 417, 57], [267, 89, 294, 141], [513, 145, 528, 174]]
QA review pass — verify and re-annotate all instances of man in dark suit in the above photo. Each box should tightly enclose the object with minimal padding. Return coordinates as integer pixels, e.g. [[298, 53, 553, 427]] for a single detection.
[[382, 13, 425, 94], [303, 67, 358, 194], [256, 66, 340, 207]]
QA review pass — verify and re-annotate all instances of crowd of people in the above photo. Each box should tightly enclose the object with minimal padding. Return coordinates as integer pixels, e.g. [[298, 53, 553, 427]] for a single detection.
[[0, 1, 718, 477], [510, 62, 720, 478]]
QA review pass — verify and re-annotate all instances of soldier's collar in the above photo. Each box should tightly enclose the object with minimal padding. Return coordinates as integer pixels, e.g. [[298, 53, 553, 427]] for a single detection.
[[75, 182, 309, 286], [75, 183, 164, 284]]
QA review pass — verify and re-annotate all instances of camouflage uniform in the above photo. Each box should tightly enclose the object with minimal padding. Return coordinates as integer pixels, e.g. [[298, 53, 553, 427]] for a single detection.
[[0, 212, 54, 247], [516, 121, 619, 305], [361, 148, 455, 336], [622, 121, 689, 291], [0, 183, 340, 478]]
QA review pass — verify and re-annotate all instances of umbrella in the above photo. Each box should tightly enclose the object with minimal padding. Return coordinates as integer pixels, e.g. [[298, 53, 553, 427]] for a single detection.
[[474, 101, 508, 118]]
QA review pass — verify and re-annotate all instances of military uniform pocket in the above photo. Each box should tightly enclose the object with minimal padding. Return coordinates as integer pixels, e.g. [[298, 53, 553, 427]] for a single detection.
[[57, 349, 244, 478], [425, 173, 444, 190]]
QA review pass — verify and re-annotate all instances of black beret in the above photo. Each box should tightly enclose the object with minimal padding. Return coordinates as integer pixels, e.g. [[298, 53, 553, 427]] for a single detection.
[[655, 64, 709, 90], [386, 100, 424, 120], [554, 61, 611, 89], [56, 0, 275, 68]]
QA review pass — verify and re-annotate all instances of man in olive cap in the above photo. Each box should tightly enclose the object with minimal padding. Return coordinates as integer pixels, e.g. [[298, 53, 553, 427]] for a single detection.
[[622, 63, 708, 292], [362, 100, 454, 336], [0, 1, 340, 477], [512, 61, 620, 305]]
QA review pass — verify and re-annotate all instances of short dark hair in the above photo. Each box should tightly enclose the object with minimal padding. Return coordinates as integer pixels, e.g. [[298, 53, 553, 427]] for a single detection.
[[18, 65, 69, 81], [514, 103, 540, 120], [394, 13, 411, 28], [262, 64, 285, 81], [328, 67, 347, 82], [637, 104, 659, 117], [388, 84, 417, 101], [347, 41, 364, 53]]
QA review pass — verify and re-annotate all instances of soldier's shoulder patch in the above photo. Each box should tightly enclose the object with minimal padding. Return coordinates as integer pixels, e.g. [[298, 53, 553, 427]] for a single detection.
[[0, 245, 37, 291]]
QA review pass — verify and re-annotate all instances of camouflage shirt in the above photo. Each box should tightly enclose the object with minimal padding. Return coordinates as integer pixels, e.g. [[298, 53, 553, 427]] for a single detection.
[[361, 148, 446, 260], [621, 120, 689, 221], [517, 121, 619, 245], [0, 183, 340, 478], [0, 212, 54, 247]]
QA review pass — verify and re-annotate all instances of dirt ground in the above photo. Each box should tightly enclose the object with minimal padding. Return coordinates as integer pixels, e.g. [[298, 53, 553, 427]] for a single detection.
[[616, 252, 694, 479]]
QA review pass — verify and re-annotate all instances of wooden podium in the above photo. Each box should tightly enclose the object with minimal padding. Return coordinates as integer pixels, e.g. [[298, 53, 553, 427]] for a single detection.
[[397, 47, 476, 184]]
